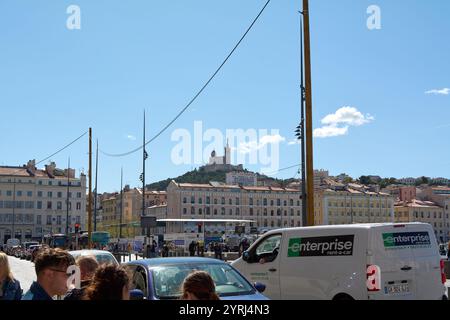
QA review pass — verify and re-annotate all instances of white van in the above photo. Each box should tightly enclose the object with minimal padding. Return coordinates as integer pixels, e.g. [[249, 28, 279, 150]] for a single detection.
[[232, 223, 447, 300]]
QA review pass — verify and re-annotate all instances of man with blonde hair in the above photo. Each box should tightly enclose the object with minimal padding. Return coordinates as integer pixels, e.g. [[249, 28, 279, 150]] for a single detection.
[[64, 255, 99, 300]]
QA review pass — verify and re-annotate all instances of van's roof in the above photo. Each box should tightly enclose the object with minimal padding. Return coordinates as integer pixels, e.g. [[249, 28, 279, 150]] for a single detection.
[[264, 222, 429, 234]]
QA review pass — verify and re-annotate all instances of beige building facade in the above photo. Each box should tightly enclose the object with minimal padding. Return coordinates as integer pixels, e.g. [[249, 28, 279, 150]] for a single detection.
[[0, 160, 86, 244], [166, 180, 302, 236], [314, 184, 395, 226]]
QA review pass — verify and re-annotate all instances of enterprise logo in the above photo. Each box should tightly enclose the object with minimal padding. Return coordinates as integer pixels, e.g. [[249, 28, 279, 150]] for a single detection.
[[383, 232, 431, 248], [288, 235, 354, 257]]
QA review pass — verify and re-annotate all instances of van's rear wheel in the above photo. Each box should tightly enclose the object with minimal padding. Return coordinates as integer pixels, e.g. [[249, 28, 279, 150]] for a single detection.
[[333, 293, 354, 301]]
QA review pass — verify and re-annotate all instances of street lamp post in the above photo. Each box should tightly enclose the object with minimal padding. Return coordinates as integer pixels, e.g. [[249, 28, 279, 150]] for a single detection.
[[12, 178, 16, 240]]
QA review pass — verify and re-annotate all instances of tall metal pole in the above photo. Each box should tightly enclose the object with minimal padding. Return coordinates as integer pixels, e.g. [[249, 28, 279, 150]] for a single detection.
[[66, 158, 70, 235], [119, 167, 123, 239], [303, 0, 315, 226], [142, 110, 146, 229], [12, 177, 16, 240], [88, 128, 93, 249], [94, 139, 99, 232], [299, 11, 307, 227]]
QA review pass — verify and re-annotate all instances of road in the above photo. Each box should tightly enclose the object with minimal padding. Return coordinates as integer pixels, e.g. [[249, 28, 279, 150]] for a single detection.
[[8, 256, 36, 293], [7, 255, 450, 299]]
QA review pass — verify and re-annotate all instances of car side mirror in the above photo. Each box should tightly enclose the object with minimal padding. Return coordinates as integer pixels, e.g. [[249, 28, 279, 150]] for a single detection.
[[129, 289, 145, 300], [254, 282, 266, 293], [242, 251, 250, 262]]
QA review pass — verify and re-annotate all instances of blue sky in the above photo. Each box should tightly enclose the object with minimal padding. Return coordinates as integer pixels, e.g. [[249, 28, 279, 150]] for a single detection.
[[0, 0, 449, 193]]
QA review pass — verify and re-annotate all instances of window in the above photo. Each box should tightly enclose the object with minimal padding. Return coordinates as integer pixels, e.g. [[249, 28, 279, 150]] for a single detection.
[[229, 198, 232, 205], [229, 209, 233, 216], [37, 201, 42, 209], [199, 208, 202, 215], [214, 198, 217, 205], [46, 216, 52, 225], [221, 208, 225, 215], [221, 197, 225, 205], [47, 201, 53, 209], [290, 199, 293, 206], [38, 181, 42, 185], [250, 234, 282, 264], [198, 198, 203, 204], [183, 197, 187, 204], [6, 190, 12, 196], [206, 196, 210, 205], [48, 181, 52, 186], [271, 210, 274, 216], [57, 202, 62, 210], [27, 191, 32, 197], [76, 202, 81, 210], [37, 191, 43, 197], [191, 207, 195, 215], [206, 207, 210, 215], [263, 198, 267, 206], [77, 192, 82, 198], [48, 192, 52, 198], [76, 216, 81, 224], [277, 199, 281, 206], [37, 215, 41, 225], [236, 208, 240, 216], [263, 209, 267, 216], [284, 200, 287, 206], [183, 208, 187, 215], [249, 198, 253, 206], [250, 208, 254, 216], [57, 216, 62, 225], [236, 198, 239, 205], [214, 209, 217, 215], [271, 200, 274, 206]]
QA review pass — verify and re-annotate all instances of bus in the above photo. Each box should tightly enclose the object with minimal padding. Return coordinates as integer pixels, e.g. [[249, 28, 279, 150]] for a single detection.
[[43, 234, 69, 249], [76, 231, 110, 249]]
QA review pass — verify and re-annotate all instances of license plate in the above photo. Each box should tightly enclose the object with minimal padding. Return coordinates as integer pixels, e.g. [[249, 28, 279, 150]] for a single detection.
[[385, 284, 410, 295]]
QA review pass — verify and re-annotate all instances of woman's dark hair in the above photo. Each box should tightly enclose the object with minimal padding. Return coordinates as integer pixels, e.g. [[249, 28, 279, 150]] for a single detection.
[[181, 271, 220, 300], [84, 264, 130, 300]]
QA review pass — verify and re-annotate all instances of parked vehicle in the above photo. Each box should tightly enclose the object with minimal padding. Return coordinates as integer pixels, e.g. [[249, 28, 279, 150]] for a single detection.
[[123, 257, 268, 300], [232, 223, 447, 300], [68, 250, 119, 266], [5, 238, 20, 255]]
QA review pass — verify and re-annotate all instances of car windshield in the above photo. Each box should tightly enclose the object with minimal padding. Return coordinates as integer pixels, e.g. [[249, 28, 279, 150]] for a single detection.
[[151, 263, 254, 299]]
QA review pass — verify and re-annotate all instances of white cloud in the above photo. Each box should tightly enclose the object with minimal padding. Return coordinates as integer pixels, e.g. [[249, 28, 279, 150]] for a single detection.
[[126, 135, 136, 141], [288, 140, 299, 146], [314, 107, 373, 139], [314, 125, 349, 138], [238, 134, 285, 154], [425, 88, 450, 95], [321, 106, 374, 126]]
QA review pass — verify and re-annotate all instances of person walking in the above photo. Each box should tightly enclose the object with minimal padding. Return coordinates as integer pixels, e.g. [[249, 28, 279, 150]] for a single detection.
[[0, 252, 23, 300], [64, 256, 99, 300], [181, 271, 220, 300], [83, 264, 130, 300], [22, 248, 75, 300], [214, 243, 223, 260], [189, 241, 196, 257], [162, 242, 169, 257]]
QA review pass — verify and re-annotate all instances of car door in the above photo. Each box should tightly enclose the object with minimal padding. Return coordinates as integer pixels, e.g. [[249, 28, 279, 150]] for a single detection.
[[240, 234, 282, 300], [127, 264, 149, 299]]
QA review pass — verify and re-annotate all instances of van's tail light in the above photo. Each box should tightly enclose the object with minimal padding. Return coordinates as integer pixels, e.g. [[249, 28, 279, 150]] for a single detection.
[[440, 260, 446, 285], [367, 265, 381, 292]]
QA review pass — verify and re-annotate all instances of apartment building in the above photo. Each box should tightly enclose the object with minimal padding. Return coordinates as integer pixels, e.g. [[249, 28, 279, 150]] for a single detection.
[[166, 180, 302, 236], [314, 183, 395, 226], [0, 160, 86, 244]]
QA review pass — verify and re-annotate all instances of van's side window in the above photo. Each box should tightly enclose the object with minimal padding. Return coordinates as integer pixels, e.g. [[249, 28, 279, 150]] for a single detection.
[[249, 234, 282, 264]]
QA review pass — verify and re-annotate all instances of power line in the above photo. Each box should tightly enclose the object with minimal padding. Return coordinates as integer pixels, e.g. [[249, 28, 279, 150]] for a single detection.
[[101, 0, 272, 158], [263, 164, 302, 176], [5, 131, 88, 175]]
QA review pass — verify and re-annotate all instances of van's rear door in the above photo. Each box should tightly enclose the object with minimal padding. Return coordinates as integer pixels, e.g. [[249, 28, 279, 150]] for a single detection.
[[407, 224, 444, 300], [368, 224, 417, 300]]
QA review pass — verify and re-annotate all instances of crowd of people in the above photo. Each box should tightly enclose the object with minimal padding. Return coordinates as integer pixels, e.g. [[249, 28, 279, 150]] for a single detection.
[[0, 247, 220, 301]]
